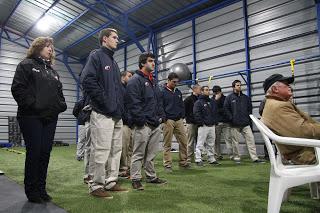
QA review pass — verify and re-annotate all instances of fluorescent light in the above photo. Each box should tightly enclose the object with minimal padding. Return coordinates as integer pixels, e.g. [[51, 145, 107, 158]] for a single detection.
[[36, 15, 55, 32]]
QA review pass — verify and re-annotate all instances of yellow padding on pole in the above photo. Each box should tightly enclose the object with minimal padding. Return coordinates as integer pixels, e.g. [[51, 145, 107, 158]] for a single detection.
[[290, 59, 295, 76]]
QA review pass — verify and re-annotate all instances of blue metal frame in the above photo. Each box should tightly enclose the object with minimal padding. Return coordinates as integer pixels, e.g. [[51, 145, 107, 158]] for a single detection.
[[152, 32, 158, 81], [0, 28, 81, 64], [23, 0, 61, 37], [242, 0, 251, 97], [100, 1, 150, 31], [51, 8, 90, 39], [62, 22, 111, 53], [2, 0, 23, 28], [316, 0, 320, 48], [72, 0, 145, 52], [0, 29, 3, 52], [63, 54, 80, 144], [125, 0, 152, 14], [117, 0, 240, 50], [192, 18, 197, 84], [63, 54, 80, 85], [149, 0, 212, 27], [147, 31, 153, 52], [124, 46, 127, 70]]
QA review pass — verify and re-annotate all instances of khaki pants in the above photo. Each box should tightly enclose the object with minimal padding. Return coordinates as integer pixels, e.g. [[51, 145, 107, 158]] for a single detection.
[[214, 122, 232, 158], [88, 111, 123, 192], [195, 125, 216, 163], [83, 122, 95, 178], [120, 125, 133, 172], [186, 123, 198, 163], [230, 125, 258, 161], [130, 125, 161, 181], [76, 125, 86, 158], [163, 119, 188, 168]]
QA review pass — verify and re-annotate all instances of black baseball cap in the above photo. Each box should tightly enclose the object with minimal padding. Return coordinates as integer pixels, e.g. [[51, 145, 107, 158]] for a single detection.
[[263, 74, 294, 93], [212, 85, 221, 93]]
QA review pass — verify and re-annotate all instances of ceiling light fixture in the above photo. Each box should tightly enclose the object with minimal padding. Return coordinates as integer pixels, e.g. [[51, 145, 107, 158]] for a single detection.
[[36, 15, 55, 32]]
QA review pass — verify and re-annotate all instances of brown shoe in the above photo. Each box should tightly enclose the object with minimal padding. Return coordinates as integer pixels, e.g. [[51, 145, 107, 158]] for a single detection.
[[90, 188, 113, 199], [107, 183, 129, 192]]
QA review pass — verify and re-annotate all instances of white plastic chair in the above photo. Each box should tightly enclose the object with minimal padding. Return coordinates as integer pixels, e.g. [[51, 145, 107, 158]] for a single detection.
[[250, 114, 320, 213]]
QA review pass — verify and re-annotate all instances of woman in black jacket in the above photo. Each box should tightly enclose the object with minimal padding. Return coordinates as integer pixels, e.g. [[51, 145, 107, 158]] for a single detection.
[[11, 37, 67, 203]]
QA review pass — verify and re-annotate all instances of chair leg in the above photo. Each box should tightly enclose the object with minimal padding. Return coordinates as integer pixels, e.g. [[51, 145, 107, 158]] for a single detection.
[[282, 188, 292, 202], [268, 177, 286, 213], [310, 182, 320, 199]]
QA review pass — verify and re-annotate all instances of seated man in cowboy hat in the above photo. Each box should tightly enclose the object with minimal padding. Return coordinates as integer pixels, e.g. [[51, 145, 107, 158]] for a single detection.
[[261, 74, 320, 164]]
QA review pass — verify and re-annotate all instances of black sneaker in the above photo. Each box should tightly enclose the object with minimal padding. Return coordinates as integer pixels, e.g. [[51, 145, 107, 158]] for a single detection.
[[28, 197, 43, 203], [209, 161, 221, 166], [40, 193, 52, 202], [146, 177, 167, 184], [253, 159, 265, 164], [196, 161, 204, 167], [132, 180, 144, 190]]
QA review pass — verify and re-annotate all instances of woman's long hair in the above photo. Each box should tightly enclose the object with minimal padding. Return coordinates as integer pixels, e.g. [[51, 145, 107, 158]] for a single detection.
[[26, 37, 55, 64]]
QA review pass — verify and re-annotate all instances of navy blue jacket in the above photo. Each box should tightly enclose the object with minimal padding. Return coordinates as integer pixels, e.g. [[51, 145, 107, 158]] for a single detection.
[[184, 94, 198, 124], [211, 94, 228, 123], [224, 92, 252, 127], [160, 84, 185, 121], [11, 57, 67, 121], [126, 70, 164, 127], [193, 95, 218, 126], [80, 47, 123, 119]]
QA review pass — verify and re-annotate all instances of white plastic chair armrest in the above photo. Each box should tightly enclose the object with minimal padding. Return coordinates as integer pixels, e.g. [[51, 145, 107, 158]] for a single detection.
[[267, 134, 320, 148]]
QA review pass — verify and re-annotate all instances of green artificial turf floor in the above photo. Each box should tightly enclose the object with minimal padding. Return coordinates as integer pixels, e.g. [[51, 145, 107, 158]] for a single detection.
[[0, 145, 319, 213]]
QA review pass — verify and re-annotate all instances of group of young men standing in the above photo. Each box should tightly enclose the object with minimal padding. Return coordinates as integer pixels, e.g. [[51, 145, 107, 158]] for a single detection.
[[76, 28, 264, 199]]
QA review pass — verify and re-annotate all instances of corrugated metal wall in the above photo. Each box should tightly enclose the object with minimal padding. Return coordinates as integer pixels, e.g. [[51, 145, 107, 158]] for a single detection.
[[195, 1, 246, 95], [0, 36, 81, 144]]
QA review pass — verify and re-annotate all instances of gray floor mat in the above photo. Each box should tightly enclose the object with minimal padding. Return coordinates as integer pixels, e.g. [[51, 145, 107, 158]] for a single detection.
[[0, 175, 67, 213]]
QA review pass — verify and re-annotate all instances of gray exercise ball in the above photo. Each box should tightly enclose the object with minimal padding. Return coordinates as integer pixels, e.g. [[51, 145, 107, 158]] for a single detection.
[[169, 63, 192, 81]]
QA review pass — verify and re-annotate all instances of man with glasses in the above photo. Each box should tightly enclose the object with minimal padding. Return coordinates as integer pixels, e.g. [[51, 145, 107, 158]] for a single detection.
[[261, 74, 320, 165], [161, 72, 189, 172], [224, 80, 264, 164]]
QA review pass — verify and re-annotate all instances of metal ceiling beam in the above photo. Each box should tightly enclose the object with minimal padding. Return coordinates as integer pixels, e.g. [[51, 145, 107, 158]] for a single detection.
[[51, 8, 90, 38], [65, 0, 145, 53], [125, 0, 152, 14], [61, 22, 112, 53], [2, 0, 23, 28], [118, 0, 239, 49], [148, 0, 212, 27], [2, 27, 82, 63], [100, 1, 150, 30], [23, 0, 60, 37]]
